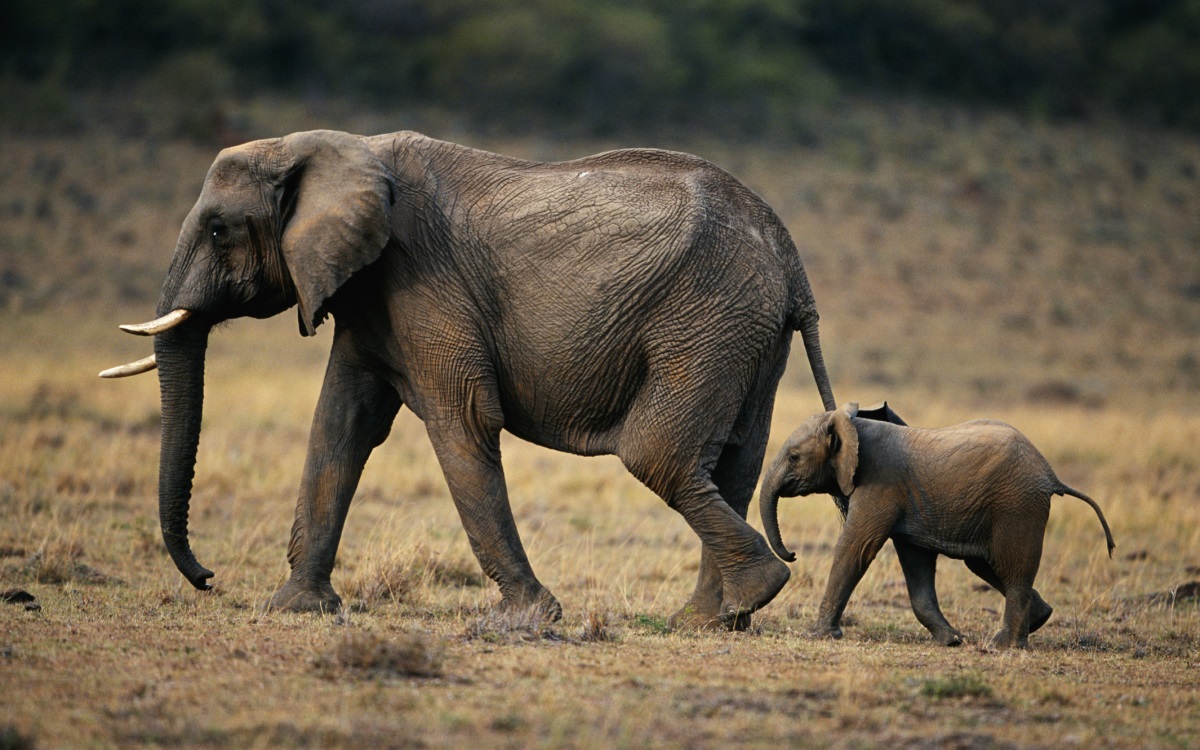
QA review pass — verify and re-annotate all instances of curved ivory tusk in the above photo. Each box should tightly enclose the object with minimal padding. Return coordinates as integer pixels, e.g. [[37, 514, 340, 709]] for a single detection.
[[119, 309, 192, 336], [99, 354, 157, 379]]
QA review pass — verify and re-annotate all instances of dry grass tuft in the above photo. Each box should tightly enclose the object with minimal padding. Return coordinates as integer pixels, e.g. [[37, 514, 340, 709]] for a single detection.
[[577, 609, 617, 642], [321, 630, 445, 679], [341, 547, 484, 607], [10, 544, 115, 586], [918, 672, 997, 702], [341, 556, 423, 607], [463, 606, 564, 644]]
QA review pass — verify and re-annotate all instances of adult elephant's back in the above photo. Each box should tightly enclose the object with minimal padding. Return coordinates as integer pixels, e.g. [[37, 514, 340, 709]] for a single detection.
[[417, 144, 835, 448]]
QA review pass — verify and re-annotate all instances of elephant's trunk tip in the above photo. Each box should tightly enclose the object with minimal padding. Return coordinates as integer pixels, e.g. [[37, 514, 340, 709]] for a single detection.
[[162, 528, 215, 590], [190, 569, 215, 590]]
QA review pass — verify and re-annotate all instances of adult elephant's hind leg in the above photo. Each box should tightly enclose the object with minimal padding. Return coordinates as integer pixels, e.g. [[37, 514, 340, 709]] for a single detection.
[[679, 478, 789, 623], [666, 347, 787, 632], [624, 446, 787, 627], [668, 409, 777, 631], [668, 544, 726, 632]]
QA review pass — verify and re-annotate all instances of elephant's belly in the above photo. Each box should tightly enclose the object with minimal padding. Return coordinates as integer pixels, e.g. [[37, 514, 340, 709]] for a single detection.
[[891, 528, 989, 561], [488, 318, 658, 456], [496, 365, 642, 458], [504, 419, 622, 457]]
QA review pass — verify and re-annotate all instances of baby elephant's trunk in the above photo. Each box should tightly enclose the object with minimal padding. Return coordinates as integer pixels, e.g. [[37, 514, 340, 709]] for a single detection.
[[758, 459, 796, 562]]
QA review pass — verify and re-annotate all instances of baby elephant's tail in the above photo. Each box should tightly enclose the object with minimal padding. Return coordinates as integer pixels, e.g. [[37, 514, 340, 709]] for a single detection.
[[1056, 484, 1116, 557]]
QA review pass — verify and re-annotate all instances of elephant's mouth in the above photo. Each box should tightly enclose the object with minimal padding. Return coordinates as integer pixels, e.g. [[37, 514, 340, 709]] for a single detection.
[[778, 479, 819, 499]]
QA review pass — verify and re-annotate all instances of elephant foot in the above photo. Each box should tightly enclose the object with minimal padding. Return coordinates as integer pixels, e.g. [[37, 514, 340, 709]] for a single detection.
[[807, 623, 843, 640], [934, 629, 964, 647], [718, 555, 790, 623], [1028, 599, 1053, 634], [267, 579, 342, 613], [668, 601, 750, 632], [497, 585, 562, 623], [986, 629, 1029, 650]]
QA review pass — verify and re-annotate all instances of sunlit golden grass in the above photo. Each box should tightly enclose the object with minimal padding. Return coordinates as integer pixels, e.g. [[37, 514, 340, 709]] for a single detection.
[[3, 103, 1199, 747]]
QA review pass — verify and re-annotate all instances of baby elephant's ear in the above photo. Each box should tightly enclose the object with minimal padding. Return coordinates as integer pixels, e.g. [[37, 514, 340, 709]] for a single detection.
[[856, 400, 908, 426], [828, 409, 860, 496]]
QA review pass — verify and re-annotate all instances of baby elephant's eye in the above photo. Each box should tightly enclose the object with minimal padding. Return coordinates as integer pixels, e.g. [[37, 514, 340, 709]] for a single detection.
[[788, 452, 800, 463]]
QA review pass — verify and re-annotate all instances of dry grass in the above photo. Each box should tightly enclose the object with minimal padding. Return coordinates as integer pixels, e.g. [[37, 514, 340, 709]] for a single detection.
[[2, 100, 1199, 747], [318, 630, 446, 679]]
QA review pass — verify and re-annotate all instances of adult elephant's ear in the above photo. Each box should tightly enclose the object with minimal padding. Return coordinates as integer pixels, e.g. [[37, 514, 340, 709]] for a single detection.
[[828, 407, 860, 497], [274, 130, 394, 336]]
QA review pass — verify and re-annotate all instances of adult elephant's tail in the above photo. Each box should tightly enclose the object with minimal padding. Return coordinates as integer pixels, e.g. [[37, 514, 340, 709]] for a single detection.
[[788, 264, 836, 412], [797, 314, 835, 412]]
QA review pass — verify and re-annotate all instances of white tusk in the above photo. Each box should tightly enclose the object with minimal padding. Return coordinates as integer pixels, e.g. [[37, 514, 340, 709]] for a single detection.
[[99, 354, 157, 379], [119, 309, 192, 336]]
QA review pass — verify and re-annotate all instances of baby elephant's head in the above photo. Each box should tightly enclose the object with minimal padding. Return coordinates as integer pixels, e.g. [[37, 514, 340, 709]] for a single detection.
[[759, 405, 859, 562]]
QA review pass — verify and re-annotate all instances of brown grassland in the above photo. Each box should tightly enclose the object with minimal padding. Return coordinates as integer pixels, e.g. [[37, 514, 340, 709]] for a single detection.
[[2, 99, 1199, 748]]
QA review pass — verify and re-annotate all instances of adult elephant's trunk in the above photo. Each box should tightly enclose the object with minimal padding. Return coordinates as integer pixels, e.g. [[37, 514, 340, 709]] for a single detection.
[[800, 316, 836, 412], [154, 322, 216, 590], [758, 458, 796, 562]]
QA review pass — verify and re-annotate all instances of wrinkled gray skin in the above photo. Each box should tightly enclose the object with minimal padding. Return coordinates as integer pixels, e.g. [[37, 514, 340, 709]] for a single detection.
[[112, 130, 837, 629], [760, 403, 1115, 648]]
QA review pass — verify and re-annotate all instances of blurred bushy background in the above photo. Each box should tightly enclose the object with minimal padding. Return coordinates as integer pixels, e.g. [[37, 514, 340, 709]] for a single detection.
[[4, 0, 1199, 140]]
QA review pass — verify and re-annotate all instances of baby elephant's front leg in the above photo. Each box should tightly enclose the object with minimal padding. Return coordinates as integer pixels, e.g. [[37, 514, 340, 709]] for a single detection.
[[810, 505, 896, 639]]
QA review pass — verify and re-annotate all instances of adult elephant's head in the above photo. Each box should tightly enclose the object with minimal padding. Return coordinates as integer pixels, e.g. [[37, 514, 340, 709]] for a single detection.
[[100, 131, 395, 590]]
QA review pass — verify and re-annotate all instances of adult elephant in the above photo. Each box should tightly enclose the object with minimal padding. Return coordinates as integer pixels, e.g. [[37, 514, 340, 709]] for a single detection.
[[101, 130, 836, 629]]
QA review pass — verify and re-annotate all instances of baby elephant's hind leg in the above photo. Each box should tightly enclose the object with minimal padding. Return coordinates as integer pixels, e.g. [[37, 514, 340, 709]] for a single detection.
[[894, 539, 962, 646], [993, 584, 1034, 649], [972, 553, 1038, 650], [965, 557, 1053, 633]]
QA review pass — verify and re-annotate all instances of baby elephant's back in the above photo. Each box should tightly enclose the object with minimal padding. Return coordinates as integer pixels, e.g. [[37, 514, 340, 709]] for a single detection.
[[919, 420, 1059, 509]]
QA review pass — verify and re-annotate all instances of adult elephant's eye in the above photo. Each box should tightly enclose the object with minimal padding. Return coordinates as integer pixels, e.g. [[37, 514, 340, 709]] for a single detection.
[[209, 219, 229, 246]]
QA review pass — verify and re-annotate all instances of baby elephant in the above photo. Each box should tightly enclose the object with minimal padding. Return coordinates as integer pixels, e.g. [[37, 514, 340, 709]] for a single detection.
[[759, 403, 1115, 649]]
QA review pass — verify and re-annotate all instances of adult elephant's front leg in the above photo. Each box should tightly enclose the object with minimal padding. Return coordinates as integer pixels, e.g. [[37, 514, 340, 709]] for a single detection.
[[427, 422, 560, 620], [269, 345, 401, 613]]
